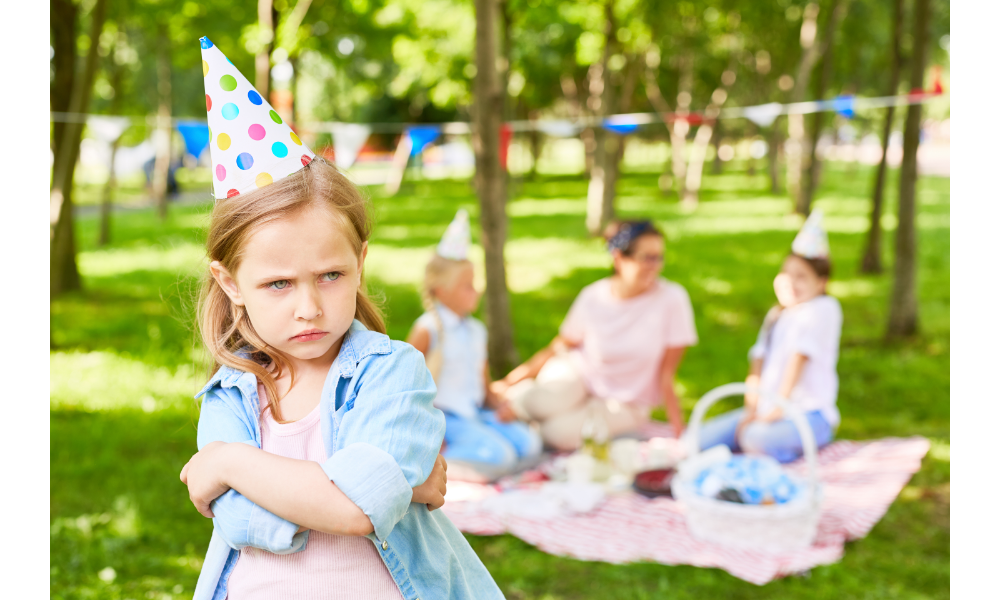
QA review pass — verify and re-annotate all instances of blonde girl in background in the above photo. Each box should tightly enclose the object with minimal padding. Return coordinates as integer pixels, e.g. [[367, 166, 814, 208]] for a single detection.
[[698, 210, 842, 463], [179, 37, 502, 600], [407, 210, 542, 480]]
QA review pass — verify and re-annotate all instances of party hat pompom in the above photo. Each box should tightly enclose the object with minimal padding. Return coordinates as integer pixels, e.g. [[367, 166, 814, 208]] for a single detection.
[[437, 209, 471, 260], [791, 209, 830, 259], [199, 36, 316, 200]]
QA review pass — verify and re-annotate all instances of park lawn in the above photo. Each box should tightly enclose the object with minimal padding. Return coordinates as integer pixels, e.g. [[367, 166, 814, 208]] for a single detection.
[[51, 161, 949, 599]]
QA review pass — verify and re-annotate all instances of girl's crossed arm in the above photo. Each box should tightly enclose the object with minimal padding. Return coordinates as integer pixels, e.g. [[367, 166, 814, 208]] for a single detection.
[[180, 443, 448, 536], [185, 370, 446, 549]]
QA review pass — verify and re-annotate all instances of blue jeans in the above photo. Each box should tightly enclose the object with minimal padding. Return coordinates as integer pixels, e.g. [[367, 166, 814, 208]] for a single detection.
[[443, 408, 542, 469], [698, 408, 834, 464]]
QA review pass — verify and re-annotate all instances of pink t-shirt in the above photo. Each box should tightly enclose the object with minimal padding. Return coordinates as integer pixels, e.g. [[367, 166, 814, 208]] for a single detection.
[[226, 385, 402, 600], [559, 277, 698, 406]]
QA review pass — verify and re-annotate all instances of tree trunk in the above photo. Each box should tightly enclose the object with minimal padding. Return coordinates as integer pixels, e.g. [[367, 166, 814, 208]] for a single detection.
[[642, 58, 678, 196], [50, 0, 78, 163], [98, 61, 125, 247], [527, 119, 541, 180], [860, 0, 903, 274], [799, 0, 849, 214], [151, 24, 173, 220], [50, 0, 107, 296], [99, 137, 120, 247], [682, 66, 736, 207], [256, 0, 275, 99], [887, 0, 930, 338], [711, 122, 723, 175], [587, 0, 620, 235], [767, 121, 783, 194], [672, 53, 694, 201], [473, 0, 518, 376], [785, 2, 824, 207], [602, 54, 640, 224]]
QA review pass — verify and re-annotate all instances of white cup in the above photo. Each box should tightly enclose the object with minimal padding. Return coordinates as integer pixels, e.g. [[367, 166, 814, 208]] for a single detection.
[[647, 437, 672, 469], [610, 438, 640, 475], [565, 452, 596, 484]]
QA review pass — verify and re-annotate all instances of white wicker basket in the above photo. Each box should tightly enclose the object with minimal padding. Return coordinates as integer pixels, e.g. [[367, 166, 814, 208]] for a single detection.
[[672, 382, 823, 552]]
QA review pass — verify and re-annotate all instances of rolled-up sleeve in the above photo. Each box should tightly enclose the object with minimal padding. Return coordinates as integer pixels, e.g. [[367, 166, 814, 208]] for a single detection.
[[322, 343, 444, 541], [196, 388, 306, 554]]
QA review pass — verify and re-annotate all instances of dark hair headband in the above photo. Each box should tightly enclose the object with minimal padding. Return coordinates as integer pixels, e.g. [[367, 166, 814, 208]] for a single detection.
[[607, 220, 655, 253]]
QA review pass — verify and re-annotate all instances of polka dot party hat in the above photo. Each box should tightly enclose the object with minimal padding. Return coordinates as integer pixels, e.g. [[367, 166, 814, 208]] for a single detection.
[[200, 36, 315, 200], [791, 209, 830, 259]]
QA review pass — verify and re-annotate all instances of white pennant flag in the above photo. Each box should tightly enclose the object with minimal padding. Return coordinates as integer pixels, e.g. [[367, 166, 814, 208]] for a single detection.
[[743, 103, 784, 127], [331, 123, 371, 169]]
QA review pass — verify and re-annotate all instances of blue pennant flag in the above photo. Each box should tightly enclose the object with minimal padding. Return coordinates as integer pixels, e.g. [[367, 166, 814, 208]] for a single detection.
[[831, 95, 855, 119], [176, 121, 211, 160], [603, 120, 639, 135], [407, 126, 441, 156]]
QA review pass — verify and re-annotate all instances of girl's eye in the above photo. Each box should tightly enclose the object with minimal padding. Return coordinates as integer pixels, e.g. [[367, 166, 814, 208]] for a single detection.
[[268, 280, 289, 290], [321, 272, 342, 282]]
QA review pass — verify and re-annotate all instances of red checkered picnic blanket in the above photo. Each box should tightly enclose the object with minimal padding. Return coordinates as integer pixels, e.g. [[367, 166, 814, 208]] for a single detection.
[[442, 436, 930, 585]]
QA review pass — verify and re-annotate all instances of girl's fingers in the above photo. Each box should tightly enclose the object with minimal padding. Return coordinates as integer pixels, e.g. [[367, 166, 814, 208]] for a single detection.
[[179, 461, 190, 484]]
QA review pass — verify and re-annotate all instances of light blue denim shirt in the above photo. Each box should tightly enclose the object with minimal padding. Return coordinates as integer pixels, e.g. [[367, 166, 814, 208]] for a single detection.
[[191, 320, 503, 600]]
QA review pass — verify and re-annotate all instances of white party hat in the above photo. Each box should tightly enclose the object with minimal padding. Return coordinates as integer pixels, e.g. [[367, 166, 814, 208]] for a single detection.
[[791, 209, 830, 259], [200, 36, 316, 200], [437, 209, 471, 260]]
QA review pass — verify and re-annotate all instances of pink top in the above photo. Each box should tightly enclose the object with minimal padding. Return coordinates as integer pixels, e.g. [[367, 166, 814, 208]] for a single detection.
[[559, 277, 698, 406], [226, 384, 402, 600]]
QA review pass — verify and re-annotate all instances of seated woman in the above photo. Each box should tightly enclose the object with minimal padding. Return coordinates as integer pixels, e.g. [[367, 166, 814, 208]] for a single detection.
[[407, 210, 542, 479], [698, 210, 841, 463], [492, 220, 698, 450]]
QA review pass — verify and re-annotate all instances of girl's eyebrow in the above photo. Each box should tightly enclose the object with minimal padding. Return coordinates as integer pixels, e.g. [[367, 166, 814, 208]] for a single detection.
[[255, 264, 353, 284]]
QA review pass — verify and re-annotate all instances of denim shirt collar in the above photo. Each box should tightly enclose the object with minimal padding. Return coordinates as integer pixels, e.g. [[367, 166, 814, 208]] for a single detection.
[[194, 319, 392, 400]]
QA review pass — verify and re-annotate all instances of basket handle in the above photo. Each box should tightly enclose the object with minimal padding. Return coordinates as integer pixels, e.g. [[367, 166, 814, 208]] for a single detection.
[[683, 382, 820, 505]]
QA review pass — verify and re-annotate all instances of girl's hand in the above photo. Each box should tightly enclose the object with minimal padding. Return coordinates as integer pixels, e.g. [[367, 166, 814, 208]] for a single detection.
[[735, 410, 756, 441], [759, 407, 784, 423], [494, 401, 518, 423], [179, 441, 233, 519], [412, 454, 447, 511], [744, 374, 760, 407], [489, 379, 511, 397]]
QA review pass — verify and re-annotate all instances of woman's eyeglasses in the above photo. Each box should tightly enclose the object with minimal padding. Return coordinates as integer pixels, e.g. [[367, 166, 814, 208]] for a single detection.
[[627, 253, 664, 265]]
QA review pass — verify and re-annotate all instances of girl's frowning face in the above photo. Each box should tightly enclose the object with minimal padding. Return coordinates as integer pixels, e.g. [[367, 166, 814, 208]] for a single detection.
[[211, 203, 364, 366]]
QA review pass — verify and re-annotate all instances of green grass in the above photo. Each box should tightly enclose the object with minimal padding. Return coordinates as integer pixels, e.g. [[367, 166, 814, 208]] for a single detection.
[[51, 161, 949, 599]]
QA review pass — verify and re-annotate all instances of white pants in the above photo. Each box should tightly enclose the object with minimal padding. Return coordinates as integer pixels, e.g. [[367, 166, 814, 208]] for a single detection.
[[505, 355, 648, 451]]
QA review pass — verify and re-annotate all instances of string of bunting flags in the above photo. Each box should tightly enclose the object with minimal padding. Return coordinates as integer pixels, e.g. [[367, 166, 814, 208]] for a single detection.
[[51, 90, 946, 171]]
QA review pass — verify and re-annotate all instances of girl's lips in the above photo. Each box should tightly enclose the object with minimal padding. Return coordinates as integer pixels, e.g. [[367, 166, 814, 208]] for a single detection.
[[290, 330, 328, 342]]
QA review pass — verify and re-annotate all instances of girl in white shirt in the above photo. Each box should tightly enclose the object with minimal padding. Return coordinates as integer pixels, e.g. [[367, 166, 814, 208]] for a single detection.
[[407, 211, 541, 479], [699, 211, 841, 463]]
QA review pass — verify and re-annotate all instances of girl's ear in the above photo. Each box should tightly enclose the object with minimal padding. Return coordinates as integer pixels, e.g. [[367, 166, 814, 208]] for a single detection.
[[210, 261, 245, 306]]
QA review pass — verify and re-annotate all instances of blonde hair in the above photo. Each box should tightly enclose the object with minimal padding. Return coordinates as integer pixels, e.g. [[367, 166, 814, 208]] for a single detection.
[[196, 158, 385, 422], [419, 254, 472, 352]]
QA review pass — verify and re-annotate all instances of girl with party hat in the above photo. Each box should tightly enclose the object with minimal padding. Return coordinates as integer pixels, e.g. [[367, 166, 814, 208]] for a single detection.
[[406, 209, 542, 481], [698, 210, 843, 463], [179, 37, 502, 600]]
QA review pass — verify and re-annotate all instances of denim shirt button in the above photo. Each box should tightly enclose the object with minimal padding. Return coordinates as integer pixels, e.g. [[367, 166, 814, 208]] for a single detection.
[[381, 540, 388, 550]]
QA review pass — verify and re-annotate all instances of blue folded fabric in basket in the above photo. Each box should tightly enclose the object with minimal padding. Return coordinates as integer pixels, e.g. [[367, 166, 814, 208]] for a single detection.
[[693, 455, 800, 505]]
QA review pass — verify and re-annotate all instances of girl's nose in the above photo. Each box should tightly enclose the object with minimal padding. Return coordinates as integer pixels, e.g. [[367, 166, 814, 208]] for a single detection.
[[295, 285, 323, 320]]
